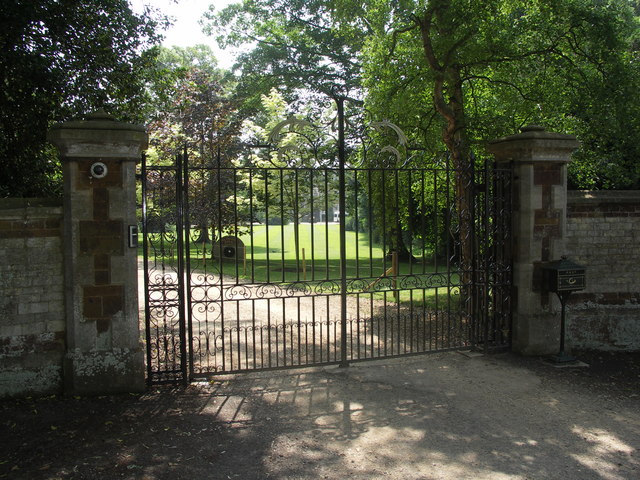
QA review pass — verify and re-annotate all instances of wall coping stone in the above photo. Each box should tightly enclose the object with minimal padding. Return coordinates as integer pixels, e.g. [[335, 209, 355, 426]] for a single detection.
[[0, 198, 63, 210], [51, 111, 146, 132], [47, 110, 147, 159], [568, 190, 640, 205]]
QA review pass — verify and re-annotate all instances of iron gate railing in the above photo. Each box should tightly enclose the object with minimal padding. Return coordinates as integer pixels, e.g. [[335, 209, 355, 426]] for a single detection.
[[141, 106, 512, 384]]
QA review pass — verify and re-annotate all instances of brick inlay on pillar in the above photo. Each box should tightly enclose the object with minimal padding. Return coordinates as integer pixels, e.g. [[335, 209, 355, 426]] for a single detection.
[[82, 285, 124, 320]]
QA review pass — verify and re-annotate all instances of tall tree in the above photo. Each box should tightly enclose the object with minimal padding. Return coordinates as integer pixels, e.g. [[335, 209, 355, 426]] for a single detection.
[[359, 0, 640, 189], [206, 0, 640, 190], [203, 0, 365, 108], [0, 0, 164, 197], [146, 45, 245, 245], [238, 88, 340, 225], [147, 46, 237, 159]]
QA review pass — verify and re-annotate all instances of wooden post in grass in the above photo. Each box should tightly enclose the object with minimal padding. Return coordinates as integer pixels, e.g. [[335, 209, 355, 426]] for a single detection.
[[392, 251, 399, 301], [364, 253, 399, 294], [302, 247, 307, 281]]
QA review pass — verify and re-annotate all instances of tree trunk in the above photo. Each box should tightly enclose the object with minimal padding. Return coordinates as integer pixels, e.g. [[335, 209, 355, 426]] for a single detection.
[[417, 9, 475, 312], [194, 222, 211, 244], [386, 230, 418, 264]]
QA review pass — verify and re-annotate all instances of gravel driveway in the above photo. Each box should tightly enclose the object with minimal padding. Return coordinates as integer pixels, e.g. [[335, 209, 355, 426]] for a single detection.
[[2, 351, 639, 479]]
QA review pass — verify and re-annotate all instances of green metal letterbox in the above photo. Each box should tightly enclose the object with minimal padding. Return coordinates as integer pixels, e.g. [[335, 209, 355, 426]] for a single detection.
[[543, 256, 586, 293]]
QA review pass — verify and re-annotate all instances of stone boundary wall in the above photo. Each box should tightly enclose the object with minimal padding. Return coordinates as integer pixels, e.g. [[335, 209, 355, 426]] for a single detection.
[[0, 198, 65, 396], [566, 191, 640, 351]]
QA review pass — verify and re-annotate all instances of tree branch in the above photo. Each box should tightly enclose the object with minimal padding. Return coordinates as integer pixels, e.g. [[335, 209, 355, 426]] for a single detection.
[[387, 23, 418, 61], [463, 74, 538, 103]]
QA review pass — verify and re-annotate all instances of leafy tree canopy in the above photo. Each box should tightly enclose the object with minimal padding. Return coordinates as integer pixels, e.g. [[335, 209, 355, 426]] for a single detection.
[[143, 45, 246, 243], [0, 0, 165, 197], [146, 45, 241, 162], [203, 0, 366, 108], [207, 0, 640, 189]]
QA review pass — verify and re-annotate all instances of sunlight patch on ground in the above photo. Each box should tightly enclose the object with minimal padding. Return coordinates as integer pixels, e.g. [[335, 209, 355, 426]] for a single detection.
[[570, 426, 638, 480]]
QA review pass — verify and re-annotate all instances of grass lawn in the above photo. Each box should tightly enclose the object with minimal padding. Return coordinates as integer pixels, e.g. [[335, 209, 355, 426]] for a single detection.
[[141, 223, 461, 306], [190, 223, 459, 305], [238, 223, 384, 280]]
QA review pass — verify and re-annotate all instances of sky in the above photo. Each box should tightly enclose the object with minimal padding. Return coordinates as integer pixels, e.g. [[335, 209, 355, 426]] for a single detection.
[[129, 0, 238, 69]]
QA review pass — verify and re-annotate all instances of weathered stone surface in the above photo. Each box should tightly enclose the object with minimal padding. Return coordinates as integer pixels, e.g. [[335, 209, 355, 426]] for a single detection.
[[63, 348, 145, 394], [0, 365, 62, 398], [0, 199, 65, 398]]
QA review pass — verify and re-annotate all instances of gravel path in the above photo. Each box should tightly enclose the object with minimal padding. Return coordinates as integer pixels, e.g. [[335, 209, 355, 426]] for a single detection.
[[3, 351, 639, 479]]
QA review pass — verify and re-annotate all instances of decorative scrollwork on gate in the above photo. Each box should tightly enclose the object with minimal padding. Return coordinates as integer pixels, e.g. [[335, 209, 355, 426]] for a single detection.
[[224, 284, 253, 301], [256, 283, 285, 298], [263, 115, 337, 168]]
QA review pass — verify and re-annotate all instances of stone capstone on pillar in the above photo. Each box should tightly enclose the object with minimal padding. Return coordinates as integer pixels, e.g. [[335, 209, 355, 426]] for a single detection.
[[48, 110, 148, 158]]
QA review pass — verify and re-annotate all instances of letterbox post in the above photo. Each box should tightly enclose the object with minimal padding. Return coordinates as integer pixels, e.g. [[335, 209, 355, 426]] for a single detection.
[[542, 256, 586, 362]]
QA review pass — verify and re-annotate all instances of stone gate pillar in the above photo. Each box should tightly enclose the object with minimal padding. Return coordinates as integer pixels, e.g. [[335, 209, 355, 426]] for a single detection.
[[488, 126, 579, 355], [48, 111, 147, 394]]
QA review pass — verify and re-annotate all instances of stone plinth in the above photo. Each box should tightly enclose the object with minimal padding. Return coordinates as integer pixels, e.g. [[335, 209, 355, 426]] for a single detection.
[[48, 111, 147, 394], [488, 126, 579, 355]]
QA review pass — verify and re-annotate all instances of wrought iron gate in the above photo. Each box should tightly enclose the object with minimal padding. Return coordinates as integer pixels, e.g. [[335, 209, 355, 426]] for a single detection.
[[141, 102, 512, 384]]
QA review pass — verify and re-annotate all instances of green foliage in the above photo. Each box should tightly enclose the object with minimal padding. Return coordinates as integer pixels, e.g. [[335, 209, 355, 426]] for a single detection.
[[203, 0, 365, 109], [359, 0, 640, 188], [147, 45, 239, 159], [0, 0, 164, 197], [145, 45, 246, 243], [234, 89, 341, 226], [208, 0, 640, 189]]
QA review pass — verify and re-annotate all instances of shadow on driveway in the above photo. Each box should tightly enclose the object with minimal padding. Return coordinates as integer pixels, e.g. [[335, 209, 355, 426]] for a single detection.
[[2, 352, 639, 479]]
